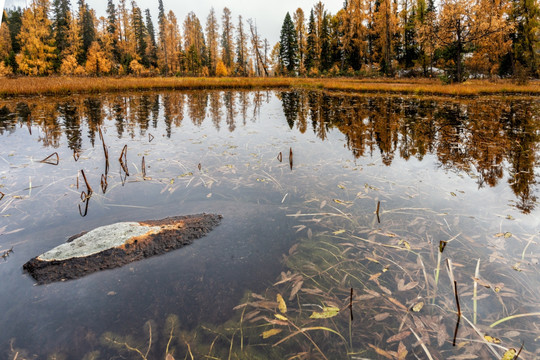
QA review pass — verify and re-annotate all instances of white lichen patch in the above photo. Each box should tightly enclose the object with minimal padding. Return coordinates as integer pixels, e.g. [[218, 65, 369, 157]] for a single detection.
[[38, 222, 161, 261]]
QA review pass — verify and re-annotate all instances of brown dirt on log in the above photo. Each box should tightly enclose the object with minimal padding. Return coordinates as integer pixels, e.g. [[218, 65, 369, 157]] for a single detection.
[[23, 213, 222, 284]]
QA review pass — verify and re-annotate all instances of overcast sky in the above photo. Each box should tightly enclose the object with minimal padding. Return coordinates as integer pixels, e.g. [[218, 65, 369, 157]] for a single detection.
[[3, 0, 344, 45]]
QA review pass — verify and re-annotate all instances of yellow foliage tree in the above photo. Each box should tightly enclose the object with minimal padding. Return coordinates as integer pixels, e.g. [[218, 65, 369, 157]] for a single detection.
[[85, 41, 112, 75], [0, 21, 12, 61], [0, 62, 13, 76], [129, 59, 145, 75], [215, 60, 228, 76], [16, 0, 57, 75]]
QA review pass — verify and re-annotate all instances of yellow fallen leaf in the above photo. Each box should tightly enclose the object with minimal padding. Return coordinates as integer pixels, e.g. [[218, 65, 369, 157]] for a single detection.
[[274, 314, 288, 321], [484, 335, 501, 344], [333, 229, 346, 235], [501, 348, 516, 360], [310, 306, 340, 319], [277, 293, 287, 314], [412, 302, 424, 312], [262, 328, 282, 339]]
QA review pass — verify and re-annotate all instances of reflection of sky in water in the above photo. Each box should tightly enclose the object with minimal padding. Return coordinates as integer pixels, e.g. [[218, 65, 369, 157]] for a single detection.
[[0, 91, 539, 357]]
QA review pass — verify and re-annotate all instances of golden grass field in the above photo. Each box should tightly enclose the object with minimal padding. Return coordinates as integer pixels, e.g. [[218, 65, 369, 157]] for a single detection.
[[0, 76, 538, 96]]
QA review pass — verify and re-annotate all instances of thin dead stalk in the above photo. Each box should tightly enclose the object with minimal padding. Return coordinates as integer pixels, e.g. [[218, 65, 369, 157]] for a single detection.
[[40, 152, 59, 165]]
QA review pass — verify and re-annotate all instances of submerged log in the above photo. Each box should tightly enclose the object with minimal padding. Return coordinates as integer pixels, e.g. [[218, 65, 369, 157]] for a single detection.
[[23, 213, 222, 284]]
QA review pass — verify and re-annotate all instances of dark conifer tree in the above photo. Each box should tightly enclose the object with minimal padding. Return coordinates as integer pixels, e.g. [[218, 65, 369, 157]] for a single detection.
[[305, 10, 317, 72], [52, 0, 70, 62], [132, 3, 147, 65], [145, 9, 158, 67], [78, 0, 95, 63], [279, 12, 298, 74]]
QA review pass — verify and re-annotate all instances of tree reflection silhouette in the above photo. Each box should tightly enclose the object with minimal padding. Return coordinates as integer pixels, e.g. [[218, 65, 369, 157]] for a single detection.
[[0, 91, 537, 213]]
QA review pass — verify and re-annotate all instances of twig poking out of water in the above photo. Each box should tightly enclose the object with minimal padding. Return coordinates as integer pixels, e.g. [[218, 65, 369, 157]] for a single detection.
[[149, 133, 154, 142], [349, 287, 354, 321], [80, 169, 93, 196], [198, 163, 201, 171], [0, 191, 4, 202], [101, 174, 108, 193], [277, 152, 282, 162], [100, 127, 109, 174], [515, 342, 524, 359], [1, 247, 13, 259], [119, 145, 129, 176], [376, 201, 381, 223], [73, 149, 80, 161], [289, 147, 293, 170], [40, 152, 59, 165], [439, 240, 448, 253], [142, 156, 146, 179]]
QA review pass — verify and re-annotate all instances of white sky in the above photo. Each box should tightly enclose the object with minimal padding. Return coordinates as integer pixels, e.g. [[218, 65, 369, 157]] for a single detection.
[[86, 0, 344, 45], [2, 0, 344, 44]]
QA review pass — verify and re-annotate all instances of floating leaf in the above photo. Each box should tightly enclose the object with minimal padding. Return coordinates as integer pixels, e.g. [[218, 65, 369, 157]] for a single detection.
[[262, 328, 282, 339], [411, 302, 424, 312], [337, 184, 345, 189], [310, 306, 340, 319], [483, 335, 501, 344], [506, 215, 515, 220], [504, 232, 512, 238], [274, 314, 288, 321], [501, 348, 516, 360], [333, 229, 346, 235], [450, 192, 457, 197], [277, 294, 287, 314]]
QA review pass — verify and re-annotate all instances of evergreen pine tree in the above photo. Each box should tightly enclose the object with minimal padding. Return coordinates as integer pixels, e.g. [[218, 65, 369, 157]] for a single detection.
[[145, 9, 158, 67], [52, 0, 70, 62], [131, 3, 147, 66], [279, 12, 298, 74], [305, 10, 317, 72]]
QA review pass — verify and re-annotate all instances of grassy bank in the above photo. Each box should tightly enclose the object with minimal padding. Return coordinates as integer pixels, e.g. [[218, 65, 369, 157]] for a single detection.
[[0, 76, 539, 97]]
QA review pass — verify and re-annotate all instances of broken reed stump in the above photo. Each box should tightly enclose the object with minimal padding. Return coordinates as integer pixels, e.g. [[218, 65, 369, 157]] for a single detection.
[[40, 152, 59, 165], [23, 213, 222, 284]]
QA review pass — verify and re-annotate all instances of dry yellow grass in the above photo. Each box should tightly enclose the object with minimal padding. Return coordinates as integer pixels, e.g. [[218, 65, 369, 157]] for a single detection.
[[0, 76, 538, 97]]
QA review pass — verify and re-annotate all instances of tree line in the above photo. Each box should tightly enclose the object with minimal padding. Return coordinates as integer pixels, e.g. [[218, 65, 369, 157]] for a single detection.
[[0, 0, 271, 77], [278, 0, 539, 81], [0, 0, 538, 81]]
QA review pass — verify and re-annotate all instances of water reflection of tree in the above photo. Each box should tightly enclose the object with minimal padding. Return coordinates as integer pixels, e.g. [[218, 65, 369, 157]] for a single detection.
[[1, 92, 538, 213], [280, 91, 539, 213], [58, 101, 82, 151], [503, 103, 539, 213]]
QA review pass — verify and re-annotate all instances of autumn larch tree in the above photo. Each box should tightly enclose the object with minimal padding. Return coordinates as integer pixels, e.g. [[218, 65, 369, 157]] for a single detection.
[[279, 12, 298, 74], [236, 15, 247, 75], [340, 0, 368, 71], [16, 0, 57, 75], [293, 8, 307, 74], [205, 7, 219, 75], [221, 7, 235, 71]]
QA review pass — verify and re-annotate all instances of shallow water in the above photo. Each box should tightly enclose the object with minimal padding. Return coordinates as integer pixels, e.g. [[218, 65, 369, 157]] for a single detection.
[[0, 90, 539, 359]]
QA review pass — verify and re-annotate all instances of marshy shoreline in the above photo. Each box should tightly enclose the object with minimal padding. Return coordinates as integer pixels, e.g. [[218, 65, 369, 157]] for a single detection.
[[1, 76, 539, 97]]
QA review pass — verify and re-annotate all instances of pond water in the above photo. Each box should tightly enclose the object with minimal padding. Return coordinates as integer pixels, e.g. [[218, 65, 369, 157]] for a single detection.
[[0, 90, 539, 359]]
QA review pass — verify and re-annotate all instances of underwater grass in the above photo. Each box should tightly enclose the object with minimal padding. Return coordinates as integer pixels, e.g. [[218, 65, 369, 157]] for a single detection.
[[0, 76, 539, 97]]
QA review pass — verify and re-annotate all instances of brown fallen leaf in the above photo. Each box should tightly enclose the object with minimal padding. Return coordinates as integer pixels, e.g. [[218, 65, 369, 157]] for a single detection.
[[387, 331, 411, 343]]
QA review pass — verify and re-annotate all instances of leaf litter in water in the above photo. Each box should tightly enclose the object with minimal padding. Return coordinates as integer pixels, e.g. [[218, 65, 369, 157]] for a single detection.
[[309, 306, 339, 319]]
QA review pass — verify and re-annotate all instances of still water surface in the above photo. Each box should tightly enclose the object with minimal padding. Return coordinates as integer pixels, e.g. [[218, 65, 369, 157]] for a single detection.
[[0, 90, 539, 359]]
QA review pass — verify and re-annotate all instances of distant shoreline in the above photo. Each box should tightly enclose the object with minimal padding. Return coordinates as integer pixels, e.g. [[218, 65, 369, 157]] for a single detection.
[[1, 76, 539, 97]]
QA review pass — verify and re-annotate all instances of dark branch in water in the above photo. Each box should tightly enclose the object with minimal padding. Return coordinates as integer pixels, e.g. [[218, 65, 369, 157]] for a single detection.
[[40, 152, 59, 165]]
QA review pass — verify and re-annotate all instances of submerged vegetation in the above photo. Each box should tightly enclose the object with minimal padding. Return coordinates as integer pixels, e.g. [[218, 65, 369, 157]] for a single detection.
[[1, 90, 539, 358]]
